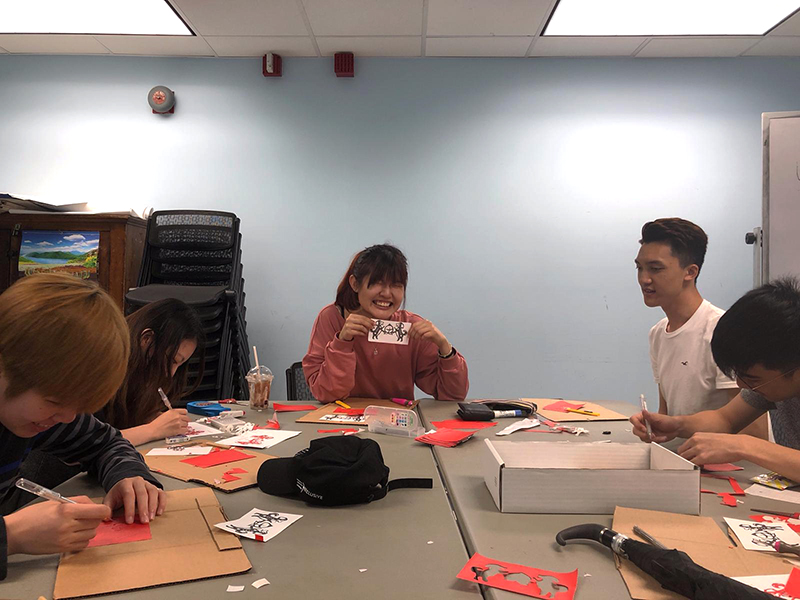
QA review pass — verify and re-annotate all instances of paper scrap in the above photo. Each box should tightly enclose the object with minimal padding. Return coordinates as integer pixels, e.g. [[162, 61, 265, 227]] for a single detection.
[[745, 483, 800, 506], [416, 428, 475, 448], [733, 571, 800, 598], [725, 517, 800, 551], [749, 513, 800, 534], [728, 477, 745, 495], [432, 420, 497, 430], [542, 400, 585, 413], [215, 508, 303, 542], [222, 473, 240, 483], [718, 493, 737, 507], [252, 578, 270, 589], [218, 429, 301, 449], [184, 421, 222, 438], [333, 407, 366, 416], [181, 448, 255, 468], [146, 446, 213, 456], [457, 552, 577, 600], [272, 403, 317, 412], [262, 419, 281, 430], [359, 569, 368, 573], [496, 418, 540, 436], [227, 585, 245, 592], [427, 541, 434, 544], [87, 515, 152, 548], [786, 567, 800, 597], [368, 319, 411, 345], [702, 463, 744, 472]]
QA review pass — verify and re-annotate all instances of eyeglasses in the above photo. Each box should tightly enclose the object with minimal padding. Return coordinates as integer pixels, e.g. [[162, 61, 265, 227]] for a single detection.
[[734, 365, 800, 392]]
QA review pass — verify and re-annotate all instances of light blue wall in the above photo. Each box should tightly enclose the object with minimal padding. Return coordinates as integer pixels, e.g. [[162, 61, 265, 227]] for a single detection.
[[1, 55, 799, 405]]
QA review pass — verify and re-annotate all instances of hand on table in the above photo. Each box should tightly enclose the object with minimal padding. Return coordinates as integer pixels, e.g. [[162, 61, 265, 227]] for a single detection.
[[103, 477, 166, 524]]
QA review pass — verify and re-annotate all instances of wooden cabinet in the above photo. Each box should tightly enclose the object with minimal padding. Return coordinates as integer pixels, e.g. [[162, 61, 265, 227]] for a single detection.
[[0, 212, 147, 309]]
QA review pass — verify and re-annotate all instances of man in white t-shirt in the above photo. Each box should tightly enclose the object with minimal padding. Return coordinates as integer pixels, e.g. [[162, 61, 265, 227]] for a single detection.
[[635, 218, 767, 437]]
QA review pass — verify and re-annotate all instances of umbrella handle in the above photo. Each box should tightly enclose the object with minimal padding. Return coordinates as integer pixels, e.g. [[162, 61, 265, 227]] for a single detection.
[[555, 523, 624, 552]]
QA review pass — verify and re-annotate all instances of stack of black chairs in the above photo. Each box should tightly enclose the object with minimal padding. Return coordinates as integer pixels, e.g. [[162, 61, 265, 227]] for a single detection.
[[125, 210, 251, 405]]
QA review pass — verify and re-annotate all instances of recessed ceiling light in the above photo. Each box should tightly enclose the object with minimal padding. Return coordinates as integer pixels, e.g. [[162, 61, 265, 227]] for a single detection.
[[544, 0, 800, 36], [0, 0, 192, 35]]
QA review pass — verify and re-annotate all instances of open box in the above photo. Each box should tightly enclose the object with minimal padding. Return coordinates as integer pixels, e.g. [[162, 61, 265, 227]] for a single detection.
[[482, 440, 700, 515]]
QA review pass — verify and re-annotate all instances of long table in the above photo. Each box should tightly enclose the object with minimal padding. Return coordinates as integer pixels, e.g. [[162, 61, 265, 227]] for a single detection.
[[4, 407, 480, 600]]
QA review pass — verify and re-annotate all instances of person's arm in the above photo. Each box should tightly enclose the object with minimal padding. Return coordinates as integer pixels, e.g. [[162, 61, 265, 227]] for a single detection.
[[302, 309, 359, 403], [658, 385, 668, 415], [121, 409, 190, 446]]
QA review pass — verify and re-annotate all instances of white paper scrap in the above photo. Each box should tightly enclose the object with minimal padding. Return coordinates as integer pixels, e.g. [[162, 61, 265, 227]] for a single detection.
[[227, 585, 245, 592], [368, 320, 411, 345], [745, 483, 800, 506], [496, 418, 540, 436], [252, 578, 270, 589], [724, 517, 800, 551], [215, 508, 303, 542], [146, 446, 213, 456], [218, 429, 301, 449], [427, 540, 434, 545], [184, 421, 222, 439], [359, 569, 367, 573], [732, 573, 796, 596]]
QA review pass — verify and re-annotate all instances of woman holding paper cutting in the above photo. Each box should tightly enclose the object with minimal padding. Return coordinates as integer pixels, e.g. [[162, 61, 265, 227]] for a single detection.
[[302, 244, 469, 402]]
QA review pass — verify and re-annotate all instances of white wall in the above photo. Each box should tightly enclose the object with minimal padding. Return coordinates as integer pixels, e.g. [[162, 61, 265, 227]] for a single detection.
[[2, 55, 798, 404]]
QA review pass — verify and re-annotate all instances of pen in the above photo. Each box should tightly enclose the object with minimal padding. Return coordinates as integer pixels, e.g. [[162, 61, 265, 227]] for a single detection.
[[565, 408, 599, 416], [640, 394, 653, 440], [334, 400, 351, 409], [632, 525, 667, 549], [391, 398, 414, 407], [15, 478, 77, 504], [158, 387, 173, 410]]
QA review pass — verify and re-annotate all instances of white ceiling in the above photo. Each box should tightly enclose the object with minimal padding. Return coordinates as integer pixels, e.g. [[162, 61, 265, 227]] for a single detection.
[[1, 0, 800, 58]]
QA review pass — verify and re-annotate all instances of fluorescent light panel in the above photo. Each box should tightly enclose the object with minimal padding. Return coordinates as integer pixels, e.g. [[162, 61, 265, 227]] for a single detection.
[[0, 0, 192, 35], [544, 0, 800, 36]]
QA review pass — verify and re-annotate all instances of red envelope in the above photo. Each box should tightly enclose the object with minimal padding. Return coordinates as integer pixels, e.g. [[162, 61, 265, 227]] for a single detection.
[[456, 552, 577, 600], [542, 401, 585, 413], [272, 403, 317, 412], [180, 448, 255, 468], [431, 420, 497, 430], [87, 515, 151, 548]]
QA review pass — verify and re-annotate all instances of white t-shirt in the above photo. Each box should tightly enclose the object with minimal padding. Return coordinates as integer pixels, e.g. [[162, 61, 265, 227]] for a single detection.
[[649, 299, 738, 417]]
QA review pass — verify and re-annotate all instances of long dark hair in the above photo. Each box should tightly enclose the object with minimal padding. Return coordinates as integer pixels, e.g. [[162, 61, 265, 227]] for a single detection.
[[104, 299, 205, 429], [335, 244, 408, 312]]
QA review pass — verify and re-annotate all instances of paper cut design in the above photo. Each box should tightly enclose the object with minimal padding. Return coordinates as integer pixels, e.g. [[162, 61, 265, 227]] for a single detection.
[[750, 513, 800, 535], [457, 553, 577, 600], [272, 403, 317, 412], [542, 401, 585, 413], [725, 517, 800, 551], [334, 407, 366, 416], [496, 419, 540, 436], [184, 421, 221, 438], [215, 508, 302, 542], [147, 446, 213, 456], [87, 515, 152, 548], [432, 420, 497, 430], [181, 448, 255, 468], [318, 428, 360, 434], [368, 320, 411, 345], [416, 428, 475, 448], [733, 571, 800, 599], [218, 430, 301, 449], [319, 413, 367, 424], [702, 463, 744, 472], [719, 493, 738, 507]]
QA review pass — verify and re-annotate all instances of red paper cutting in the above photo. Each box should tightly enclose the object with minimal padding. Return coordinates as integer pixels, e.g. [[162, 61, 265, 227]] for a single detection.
[[702, 463, 744, 472], [227, 467, 248, 474], [317, 428, 360, 434], [700, 489, 715, 494], [87, 515, 152, 548], [222, 473, 240, 483], [258, 419, 281, 430], [180, 448, 255, 468], [718, 493, 738, 507], [727, 477, 745, 496], [785, 568, 800, 597], [542, 401, 585, 413], [750, 514, 800, 534], [333, 407, 365, 416], [431, 420, 497, 430], [272, 403, 317, 412], [416, 428, 476, 448], [456, 552, 577, 600]]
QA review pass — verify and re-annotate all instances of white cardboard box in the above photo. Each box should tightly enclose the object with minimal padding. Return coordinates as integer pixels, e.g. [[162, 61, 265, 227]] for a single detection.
[[482, 439, 700, 515]]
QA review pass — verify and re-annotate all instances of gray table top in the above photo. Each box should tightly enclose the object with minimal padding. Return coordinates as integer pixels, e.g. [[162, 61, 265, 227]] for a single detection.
[[418, 399, 796, 600], [5, 406, 480, 600]]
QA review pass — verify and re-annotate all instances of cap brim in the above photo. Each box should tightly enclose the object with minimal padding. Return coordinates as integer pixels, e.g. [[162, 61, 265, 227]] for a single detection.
[[257, 456, 298, 496]]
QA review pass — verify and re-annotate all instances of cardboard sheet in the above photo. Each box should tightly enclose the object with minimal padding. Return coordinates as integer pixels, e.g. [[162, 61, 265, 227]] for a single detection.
[[146, 448, 276, 492], [54, 488, 251, 599], [612, 506, 792, 600], [296, 398, 419, 425], [524, 398, 629, 422]]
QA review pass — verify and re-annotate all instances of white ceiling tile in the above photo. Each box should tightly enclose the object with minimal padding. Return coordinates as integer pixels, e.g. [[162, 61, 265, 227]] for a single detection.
[[302, 0, 423, 36], [427, 0, 552, 36], [316, 36, 420, 56], [97, 35, 214, 56], [205, 35, 317, 56], [769, 10, 800, 35], [530, 36, 645, 56], [0, 34, 110, 54], [172, 0, 308, 36], [743, 36, 800, 56], [636, 37, 760, 58], [426, 36, 532, 57]]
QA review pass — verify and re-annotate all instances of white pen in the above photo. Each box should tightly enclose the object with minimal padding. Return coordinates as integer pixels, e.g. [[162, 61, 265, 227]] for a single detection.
[[640, 394, 653, 441], [158, 387, 173, 410], [16, 478, 77, 504]]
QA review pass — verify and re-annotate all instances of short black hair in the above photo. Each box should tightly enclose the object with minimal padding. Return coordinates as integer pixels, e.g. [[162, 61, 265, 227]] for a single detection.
[[712, 277, 800, 378], [640, 218, 708, 281]]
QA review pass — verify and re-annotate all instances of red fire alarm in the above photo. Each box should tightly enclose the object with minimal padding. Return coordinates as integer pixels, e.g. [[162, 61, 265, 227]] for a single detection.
[[334, 52, 354, 78], [262, 53, 282, 78], [148, 86, 175, 114]]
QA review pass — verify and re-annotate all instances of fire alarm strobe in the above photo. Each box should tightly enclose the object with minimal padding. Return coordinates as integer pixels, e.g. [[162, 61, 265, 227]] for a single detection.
[[334, 52, 354, 78], [262, 53, 282, 77], [148, 86, 175, 114]]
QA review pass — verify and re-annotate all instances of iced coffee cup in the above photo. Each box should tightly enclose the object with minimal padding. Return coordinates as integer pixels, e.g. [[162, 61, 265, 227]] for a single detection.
[[246, 365, 273, 411]]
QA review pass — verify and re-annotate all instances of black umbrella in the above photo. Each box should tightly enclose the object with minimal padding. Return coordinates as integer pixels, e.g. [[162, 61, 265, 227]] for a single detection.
[[555, 523, 772, 600]]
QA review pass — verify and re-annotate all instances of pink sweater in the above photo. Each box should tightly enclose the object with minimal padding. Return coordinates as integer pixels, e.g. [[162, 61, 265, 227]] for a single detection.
[[302, 304, 469, 403]]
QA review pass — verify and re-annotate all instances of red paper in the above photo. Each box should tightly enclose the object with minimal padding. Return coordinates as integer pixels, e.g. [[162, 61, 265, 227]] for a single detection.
[[718, 493, 738, 507], [456, 552, 577, 600], [728, 477, 745, 496], [221, 473, 240, 483], [700, 489, 715, 494], [181, 448, 255, 468], [333, 407, 365, 416], [431, 420, 497, 430], [785, 568, 800, 597], [542, 401, 585, 413], [87, 515, 152, 548], [258, 419, 281, 430], [416, 428, 476, 448], [702, 463, 744, 472], [750, 514, 800, 534], [227, 467, 247, 474], [317, 428, 360, 434], [272, 403, 317, 412]]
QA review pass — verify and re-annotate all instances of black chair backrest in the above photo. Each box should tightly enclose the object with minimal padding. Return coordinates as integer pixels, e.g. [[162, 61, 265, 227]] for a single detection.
[[285, 361, 316, 401]]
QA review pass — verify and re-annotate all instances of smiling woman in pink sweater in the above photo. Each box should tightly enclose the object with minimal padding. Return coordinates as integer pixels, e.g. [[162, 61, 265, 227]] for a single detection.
[[302, 244, 469, 403]]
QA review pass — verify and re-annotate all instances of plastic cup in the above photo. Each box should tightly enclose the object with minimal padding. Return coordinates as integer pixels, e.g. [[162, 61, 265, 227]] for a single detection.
[[246, 365, 273, 411]]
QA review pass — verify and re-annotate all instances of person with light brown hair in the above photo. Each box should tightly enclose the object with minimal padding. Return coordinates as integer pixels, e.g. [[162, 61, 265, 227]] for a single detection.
[[0, 274, 165, 580]]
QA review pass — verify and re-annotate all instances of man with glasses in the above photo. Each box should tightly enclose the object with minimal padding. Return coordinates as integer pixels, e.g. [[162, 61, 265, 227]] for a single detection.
[[631, 278, 800, 480]]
